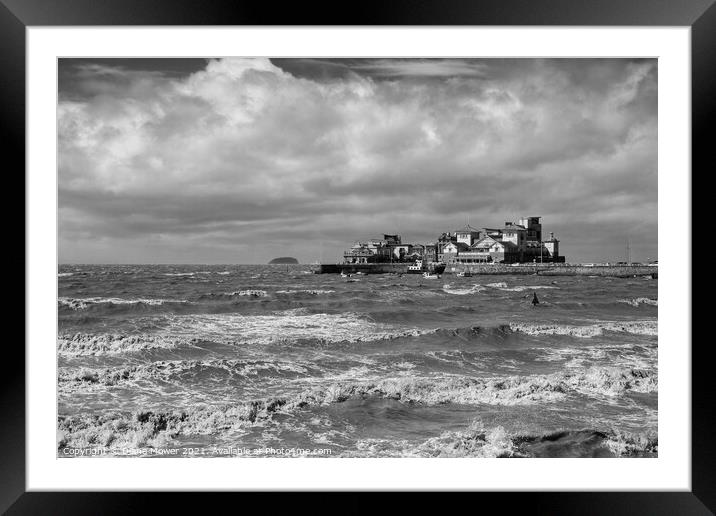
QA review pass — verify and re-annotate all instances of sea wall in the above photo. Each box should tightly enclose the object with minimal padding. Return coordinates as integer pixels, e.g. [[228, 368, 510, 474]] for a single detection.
[[317, 263, 408, 274], [445, 263, 657, 277], [316, 263, 657, 278]]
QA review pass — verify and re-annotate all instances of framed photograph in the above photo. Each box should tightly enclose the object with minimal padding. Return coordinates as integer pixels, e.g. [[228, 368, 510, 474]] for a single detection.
[[7, 0, 712, 511]]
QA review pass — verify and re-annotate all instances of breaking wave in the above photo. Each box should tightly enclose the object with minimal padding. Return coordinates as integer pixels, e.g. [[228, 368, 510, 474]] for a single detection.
[[57, 316, 657, 356], [442, 284, 487, 295], [351, 424, 657, 458], [510, 320, 657, 338], [58, 359, 312, 393], [57, 333, 192, 356], [57, 312, 435, 355], [58, 297, 188, 310], [232, 290, 268, 297], [57, 366, 656, 453], [199, 290, 269, 299], [441, 282, 559, 295], [618, 297, 658, 307], [289, 366, 658, 406], [486, 282, 559, 292], [159, 312, 434, 347], [275, 289, 336, 295]]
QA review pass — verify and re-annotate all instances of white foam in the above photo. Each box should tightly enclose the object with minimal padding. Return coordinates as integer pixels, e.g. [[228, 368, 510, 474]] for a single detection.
[[229, 290, 268, 297], [442, 284, 486, 295], [159, 311, 435, 347], [511, 320, 657, 337], [487, 281, 559, 292], [617, 297, 658, 307], [58, 297, 188, 310], [275, 289, 336, 295], [57, 333, 190, 356]]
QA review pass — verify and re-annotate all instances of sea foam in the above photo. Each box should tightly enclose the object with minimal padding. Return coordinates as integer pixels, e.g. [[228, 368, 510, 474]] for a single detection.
[[160, 312, 434, 347], [510, 320, 657, 337], [57, 333, 191, 356], [57, 366, 656, 452], [617, 297, 658, 307], [442, 284, 487, 295], [58, 297, 187, 310]]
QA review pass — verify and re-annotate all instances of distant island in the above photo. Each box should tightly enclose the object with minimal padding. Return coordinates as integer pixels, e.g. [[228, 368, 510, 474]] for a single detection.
[[269, 257, 299, 264]]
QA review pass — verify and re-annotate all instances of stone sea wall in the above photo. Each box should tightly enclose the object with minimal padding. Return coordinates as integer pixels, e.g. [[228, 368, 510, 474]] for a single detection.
[[317, 263, 657, 278]]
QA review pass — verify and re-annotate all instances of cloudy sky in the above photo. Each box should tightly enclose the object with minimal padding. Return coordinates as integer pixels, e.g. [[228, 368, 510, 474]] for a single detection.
[[58, 58, 657, 264]]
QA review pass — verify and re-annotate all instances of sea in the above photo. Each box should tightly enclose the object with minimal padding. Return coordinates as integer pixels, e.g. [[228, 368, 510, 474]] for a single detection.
[[57, 264, 658, 458]]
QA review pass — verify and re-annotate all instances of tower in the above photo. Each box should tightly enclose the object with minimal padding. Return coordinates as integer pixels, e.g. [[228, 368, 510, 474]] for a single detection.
[[544, 231, 560, 260], [519, 216, 542, 242]]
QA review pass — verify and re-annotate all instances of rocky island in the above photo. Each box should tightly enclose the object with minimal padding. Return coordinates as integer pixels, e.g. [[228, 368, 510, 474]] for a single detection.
[[268, 257, 299, 264]]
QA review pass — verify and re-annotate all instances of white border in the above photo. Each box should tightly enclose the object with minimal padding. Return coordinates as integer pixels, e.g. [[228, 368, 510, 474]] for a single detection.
[[27, 27, 690, 491]]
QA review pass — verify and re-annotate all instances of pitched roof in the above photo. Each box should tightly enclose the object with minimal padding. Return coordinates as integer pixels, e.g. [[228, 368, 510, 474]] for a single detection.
[[471, 237, 517, 251], [444, 241, 470, 251], [502, 224, 527, 232], [472, 235, 498, 247], [455, 224, 479, 233]]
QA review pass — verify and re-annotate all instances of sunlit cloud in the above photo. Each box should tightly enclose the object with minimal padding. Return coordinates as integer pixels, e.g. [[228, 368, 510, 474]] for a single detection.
[[58, 58, 657, 264]]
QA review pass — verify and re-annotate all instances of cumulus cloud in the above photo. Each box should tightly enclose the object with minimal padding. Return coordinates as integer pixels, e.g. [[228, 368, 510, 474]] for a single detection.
[[58, 58, 657, 263]]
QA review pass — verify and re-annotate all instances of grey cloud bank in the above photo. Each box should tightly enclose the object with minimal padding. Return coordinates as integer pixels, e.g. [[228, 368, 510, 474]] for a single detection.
[[58, 58, 657, 264]]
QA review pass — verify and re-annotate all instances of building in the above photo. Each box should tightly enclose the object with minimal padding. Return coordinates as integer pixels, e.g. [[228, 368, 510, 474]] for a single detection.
[[341, 216, 564, 265], [543, 232, 560, 260], [501, 222, 527, 248], [436, 232, 457, 262], [455, 236, 520, 264], [519, 217, 542, 241], [455, 224, 481, 247], [441, 241, 470, 263]]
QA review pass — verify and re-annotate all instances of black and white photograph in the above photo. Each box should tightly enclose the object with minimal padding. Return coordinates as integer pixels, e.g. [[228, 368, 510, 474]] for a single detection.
[[57, 57, 658, 459]]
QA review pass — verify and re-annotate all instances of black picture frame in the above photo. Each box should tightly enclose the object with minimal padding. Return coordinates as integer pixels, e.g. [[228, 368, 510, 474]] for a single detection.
[[5, 0, 712, 513]]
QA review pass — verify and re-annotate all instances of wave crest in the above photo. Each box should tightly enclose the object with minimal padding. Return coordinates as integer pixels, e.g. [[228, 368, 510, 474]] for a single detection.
[[58, 297, 187, 310], [57, 333, 191, 356], [385, 425, 658, 458], [275, 289, 336, 295], [57, 367, 656, 453], [442, 284, 486, 295], [58, 359, 312, 392], [618, 297, 658, 307], [510, 320, 657, 337]]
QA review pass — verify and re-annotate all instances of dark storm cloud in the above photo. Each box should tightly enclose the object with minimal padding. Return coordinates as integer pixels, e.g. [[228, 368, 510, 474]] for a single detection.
[[58, 58, 657, 264]]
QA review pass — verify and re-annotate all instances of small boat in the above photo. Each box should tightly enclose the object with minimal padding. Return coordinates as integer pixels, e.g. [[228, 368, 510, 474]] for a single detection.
[[456, 270, 473, 277], [407, 260, 424, 274], [340, 272, 351, 278], [408, 259, 447, 275], [422, 272, 440, 279]]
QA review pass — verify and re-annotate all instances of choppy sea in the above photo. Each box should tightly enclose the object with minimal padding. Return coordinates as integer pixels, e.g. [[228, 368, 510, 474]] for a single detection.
[[57, 264, 658, 458]]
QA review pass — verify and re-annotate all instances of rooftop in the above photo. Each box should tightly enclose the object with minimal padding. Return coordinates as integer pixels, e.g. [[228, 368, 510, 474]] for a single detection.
[[455, 224, 480, 233], [444, 242, 471, 251]]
